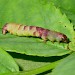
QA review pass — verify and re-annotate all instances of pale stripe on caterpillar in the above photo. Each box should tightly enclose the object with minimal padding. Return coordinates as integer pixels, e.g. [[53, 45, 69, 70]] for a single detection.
[[2, 23, 69, 43]]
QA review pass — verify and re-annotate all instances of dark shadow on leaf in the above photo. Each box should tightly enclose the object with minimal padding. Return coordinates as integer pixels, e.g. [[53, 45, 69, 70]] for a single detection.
[[9, 52, 69, 62], [37, 69, 52, 75]]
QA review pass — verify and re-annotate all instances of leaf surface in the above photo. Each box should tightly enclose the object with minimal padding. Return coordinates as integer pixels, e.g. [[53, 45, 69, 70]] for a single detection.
[[51, 52, 75, 75], [0, 0, 73, 56], [0, 48, 19, 73], [50, 0, 75, 26], [0, 59, 60, 75]]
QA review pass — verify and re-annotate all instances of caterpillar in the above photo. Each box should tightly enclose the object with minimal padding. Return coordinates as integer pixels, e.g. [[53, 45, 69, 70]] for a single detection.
[[2, 23, 68, 43]]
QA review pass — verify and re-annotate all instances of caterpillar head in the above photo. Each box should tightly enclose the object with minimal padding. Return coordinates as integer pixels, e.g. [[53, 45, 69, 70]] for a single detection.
[[2, 23, 8, 34]]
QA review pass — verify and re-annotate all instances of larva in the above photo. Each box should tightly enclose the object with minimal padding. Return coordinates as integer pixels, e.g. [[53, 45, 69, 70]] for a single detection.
[[2, 23, 68, 43]]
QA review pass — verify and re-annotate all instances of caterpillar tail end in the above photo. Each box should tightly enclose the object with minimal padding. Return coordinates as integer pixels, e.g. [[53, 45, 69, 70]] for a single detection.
[[2, 23, 8, 34]]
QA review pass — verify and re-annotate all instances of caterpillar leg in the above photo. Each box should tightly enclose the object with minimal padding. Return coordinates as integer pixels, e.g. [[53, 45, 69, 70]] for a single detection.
[[41, 35, 47, 43], [2, 23, 8, 34]]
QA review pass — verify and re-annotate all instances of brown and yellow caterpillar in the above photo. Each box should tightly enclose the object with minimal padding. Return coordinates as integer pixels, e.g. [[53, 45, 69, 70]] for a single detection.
[[2, 23, 69, 43]]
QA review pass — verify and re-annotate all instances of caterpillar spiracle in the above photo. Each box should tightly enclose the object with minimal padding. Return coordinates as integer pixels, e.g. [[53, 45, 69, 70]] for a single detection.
[[2, 23, 69, 43]]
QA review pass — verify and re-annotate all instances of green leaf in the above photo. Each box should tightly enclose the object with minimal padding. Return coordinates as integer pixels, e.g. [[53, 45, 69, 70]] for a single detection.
[[0, 60, 60, 75], [0, 0, 73, 56], [50, 0, 75, 26], [51, 52, 75, 75], [0, 48, 19, 73], [68, 35, 75, 51]]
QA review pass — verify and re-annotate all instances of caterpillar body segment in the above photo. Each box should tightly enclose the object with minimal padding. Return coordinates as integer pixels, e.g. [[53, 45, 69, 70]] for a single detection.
[[2, 23, 68, 43]]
